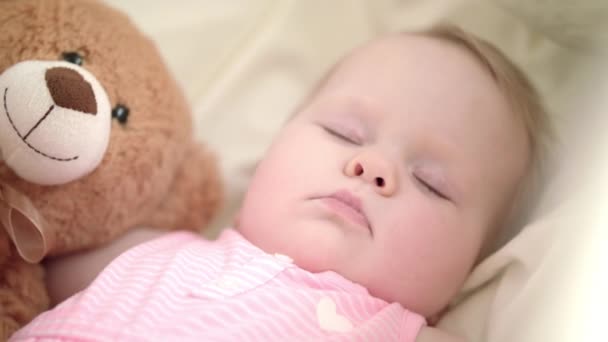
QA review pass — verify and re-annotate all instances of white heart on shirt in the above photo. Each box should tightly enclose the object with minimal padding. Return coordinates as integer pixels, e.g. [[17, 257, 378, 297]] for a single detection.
[[316, 296, 353, 333]]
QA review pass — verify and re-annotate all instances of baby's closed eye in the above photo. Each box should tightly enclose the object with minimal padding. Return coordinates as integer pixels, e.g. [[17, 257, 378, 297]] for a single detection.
[[318, 122, 364, 145], [412, 171, 450, 201]]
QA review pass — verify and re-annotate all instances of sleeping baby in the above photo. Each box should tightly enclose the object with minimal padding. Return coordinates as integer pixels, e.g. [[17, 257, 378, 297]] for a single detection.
[[12, 25, 551, 341]]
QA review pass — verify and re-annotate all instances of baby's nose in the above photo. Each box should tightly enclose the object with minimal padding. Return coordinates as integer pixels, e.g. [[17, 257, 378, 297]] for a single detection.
[[344, 151, 398, 196]]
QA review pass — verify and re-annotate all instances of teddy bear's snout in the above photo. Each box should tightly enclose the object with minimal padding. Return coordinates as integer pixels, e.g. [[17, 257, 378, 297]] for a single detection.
[[46, 67, 97, 115], [0, 60, 112, 185]]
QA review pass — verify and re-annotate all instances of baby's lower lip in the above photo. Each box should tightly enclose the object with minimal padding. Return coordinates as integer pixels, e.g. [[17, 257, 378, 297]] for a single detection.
[[318, 197, 371, 233]]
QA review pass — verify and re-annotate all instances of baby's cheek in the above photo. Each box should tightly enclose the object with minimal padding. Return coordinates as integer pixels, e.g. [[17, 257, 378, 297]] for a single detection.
[[395, 205, 479, 274], [385, 204, 469, 270], [383, 204, 451, 255], [368, 205, 477, 315]]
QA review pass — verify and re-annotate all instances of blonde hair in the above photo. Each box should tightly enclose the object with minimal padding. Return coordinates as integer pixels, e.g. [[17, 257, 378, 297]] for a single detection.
[[417, 24, 554, 253]]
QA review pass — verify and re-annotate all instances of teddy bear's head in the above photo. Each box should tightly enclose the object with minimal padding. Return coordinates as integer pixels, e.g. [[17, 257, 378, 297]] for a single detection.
[[0, 0, 221, 260]]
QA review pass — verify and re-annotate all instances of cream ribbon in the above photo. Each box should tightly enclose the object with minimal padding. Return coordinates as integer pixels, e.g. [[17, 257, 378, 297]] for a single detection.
[[0, 183, 51, 263]]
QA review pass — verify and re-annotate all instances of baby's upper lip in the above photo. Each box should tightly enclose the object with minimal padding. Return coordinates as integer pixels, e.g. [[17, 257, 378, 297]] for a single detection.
[[328, 190, 363, 214]]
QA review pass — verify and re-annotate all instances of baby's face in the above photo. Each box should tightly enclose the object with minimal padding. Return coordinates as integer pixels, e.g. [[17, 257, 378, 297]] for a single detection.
[[237, 34, 530, 317]]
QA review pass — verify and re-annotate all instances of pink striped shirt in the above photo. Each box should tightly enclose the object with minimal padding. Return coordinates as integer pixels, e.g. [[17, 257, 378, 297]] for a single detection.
[[12, 229, 425, 341]]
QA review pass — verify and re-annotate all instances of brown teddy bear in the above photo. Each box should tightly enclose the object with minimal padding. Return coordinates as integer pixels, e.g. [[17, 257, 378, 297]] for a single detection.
[[0, 0, 223, 338]]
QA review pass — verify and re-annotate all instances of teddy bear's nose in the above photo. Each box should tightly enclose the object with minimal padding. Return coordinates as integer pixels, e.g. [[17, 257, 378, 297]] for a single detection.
[[45, 67, 97, 115]]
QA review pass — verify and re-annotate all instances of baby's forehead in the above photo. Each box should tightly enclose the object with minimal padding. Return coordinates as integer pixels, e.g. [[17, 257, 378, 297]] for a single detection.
[[300, 35, 456, 112], [306, 34, 530, 171], [321, 34, 496, 95], [303, 33, 527, 148]]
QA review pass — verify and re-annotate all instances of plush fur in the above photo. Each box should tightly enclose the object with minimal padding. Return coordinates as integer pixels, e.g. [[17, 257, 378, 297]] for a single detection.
[[0, 0, 223, 338]]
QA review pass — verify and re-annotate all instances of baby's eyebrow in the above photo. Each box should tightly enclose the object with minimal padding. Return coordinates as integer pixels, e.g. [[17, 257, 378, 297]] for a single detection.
[[335, 101, 378, 140], [315, 93, 374, 119], [337, 94, 384, 120], [345, 94, 380, 117]]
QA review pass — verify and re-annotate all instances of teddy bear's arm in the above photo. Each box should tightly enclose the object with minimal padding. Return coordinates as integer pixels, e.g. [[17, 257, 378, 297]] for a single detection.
[[44, 227, 164, 306], [145, 143, 223, 232], [43, 143, 223, 306], [0, 243, 49, 340]]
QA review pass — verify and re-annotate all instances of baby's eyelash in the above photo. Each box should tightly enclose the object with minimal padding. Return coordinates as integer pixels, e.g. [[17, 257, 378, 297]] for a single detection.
[[322, 126, 360, 145], [415, 175, 450, 201]]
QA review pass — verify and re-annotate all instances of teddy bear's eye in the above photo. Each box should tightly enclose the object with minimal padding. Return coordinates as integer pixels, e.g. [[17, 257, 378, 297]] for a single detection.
[[111, 104, 130, 124], [61, 51, 84, 66]]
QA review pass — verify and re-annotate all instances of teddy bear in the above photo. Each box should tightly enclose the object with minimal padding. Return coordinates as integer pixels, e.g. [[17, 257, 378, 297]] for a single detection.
[[0, 0, 223, 338]]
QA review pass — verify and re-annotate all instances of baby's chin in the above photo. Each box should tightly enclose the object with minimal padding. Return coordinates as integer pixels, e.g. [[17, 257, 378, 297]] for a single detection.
[[365, 272, 459, 319], [237, 223, 448, 317], [237, 219, 362, 271], [263, 238, 339, 273]]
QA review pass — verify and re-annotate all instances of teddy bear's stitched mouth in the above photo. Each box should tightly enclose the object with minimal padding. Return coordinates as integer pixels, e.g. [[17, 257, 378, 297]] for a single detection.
[[3, 87, 79, 162]]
